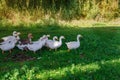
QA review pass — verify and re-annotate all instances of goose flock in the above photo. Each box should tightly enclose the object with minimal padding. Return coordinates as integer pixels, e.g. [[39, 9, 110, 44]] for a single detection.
[[0, 31, 82, 54]]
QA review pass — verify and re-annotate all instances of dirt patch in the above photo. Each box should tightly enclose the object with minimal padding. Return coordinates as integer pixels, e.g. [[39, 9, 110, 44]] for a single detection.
[[4, 53, 36, 62]]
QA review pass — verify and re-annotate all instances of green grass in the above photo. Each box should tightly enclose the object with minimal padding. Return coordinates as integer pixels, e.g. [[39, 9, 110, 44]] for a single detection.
[[0, 23, 120, 80]]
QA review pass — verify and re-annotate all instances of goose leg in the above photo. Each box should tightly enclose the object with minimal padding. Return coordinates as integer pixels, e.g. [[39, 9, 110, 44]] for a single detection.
[[9, 50, 12, 53], [67, 49, 70, 52], [2, 50, 4, 54], [34, 51, 36, 54], [49, 49, 51, 51], [55, 49, 57, 51], [24, 47, 28, 51], [25, 49, 28, 52]]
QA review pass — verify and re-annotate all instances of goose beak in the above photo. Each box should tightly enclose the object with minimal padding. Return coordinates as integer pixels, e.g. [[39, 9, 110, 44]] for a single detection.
[[31, 36, 33, 38], [17, 32, 21, 35], [47, 35, 50, 37], [80, 35, 83, 38]]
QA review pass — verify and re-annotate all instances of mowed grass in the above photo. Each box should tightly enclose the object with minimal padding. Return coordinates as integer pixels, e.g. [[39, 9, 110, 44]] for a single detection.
[[0, 23, 120, 80]]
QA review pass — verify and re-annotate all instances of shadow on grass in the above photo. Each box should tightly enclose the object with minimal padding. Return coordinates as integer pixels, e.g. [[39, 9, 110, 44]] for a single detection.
[[0, 24, 120, 79]]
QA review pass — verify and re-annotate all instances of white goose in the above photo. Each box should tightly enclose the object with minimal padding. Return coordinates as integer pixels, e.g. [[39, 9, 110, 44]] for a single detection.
[[65, 34, 82, 52], [27, 35, 48, 53], [0, 37, 17, 54], [46, 36, 65, 51], [45, 36, 58, 47], [0, 31, 20, 45]]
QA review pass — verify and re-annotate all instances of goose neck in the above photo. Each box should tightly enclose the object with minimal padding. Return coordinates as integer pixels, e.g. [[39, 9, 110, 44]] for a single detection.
[[29, 38, 32, 43], [59, 37, 62, 43], [77, 36, 80, 42]]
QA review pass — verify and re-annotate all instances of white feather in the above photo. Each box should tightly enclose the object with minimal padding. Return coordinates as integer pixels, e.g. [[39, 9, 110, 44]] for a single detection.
[[0, 38, 17, 52]]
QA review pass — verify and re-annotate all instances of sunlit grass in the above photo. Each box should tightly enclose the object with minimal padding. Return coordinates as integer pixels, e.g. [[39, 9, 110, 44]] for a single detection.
[[36, 63, 100, 79]]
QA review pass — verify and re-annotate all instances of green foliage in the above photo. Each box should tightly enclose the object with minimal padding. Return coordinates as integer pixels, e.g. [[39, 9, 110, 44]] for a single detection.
[[0, 0, 120, 21], [2, 65, 38, 80]]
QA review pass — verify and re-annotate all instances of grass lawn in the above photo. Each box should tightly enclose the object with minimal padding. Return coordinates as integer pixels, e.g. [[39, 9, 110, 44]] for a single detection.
[[0, 23, 120, 80]]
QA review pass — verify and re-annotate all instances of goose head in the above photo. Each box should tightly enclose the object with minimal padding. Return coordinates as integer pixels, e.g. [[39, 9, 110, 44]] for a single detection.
[[46, 35, 50, 37], [13, 31, 17, 36], [13, 31, 21, 36], [28, 33, 33, 43], [60, 36, 65, 39], [28, 33, 33, 39], [77, 34, 83, 38], [59, 36, 65, 43], [77, 34, 82, 42], [13, 31, 21, 41], [53, 36, 58, 41]]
